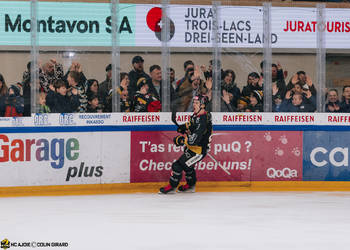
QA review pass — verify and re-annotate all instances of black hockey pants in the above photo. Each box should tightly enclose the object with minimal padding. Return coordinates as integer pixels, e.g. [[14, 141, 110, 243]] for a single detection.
[[169, 148, 204, 188]]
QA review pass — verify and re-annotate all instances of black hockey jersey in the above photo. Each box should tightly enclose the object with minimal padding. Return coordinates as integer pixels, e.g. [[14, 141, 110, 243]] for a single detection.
[[184, 111, 212, 155]]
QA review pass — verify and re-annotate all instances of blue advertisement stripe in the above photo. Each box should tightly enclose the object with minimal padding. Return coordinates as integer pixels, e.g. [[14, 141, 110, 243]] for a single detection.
[[303, 131, 350, 181], [1, 124, 350, 133]]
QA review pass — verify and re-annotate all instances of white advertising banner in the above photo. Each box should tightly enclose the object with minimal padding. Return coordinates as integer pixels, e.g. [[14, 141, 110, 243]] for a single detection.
[[135, 5, 350, 48], [0, 132, 130, 187], [0, 113, 350, 127], [0, 2, 349, 48]]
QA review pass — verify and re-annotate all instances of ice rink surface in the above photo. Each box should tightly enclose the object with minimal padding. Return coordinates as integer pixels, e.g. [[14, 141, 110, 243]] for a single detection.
[[1, 192, 350, 250]]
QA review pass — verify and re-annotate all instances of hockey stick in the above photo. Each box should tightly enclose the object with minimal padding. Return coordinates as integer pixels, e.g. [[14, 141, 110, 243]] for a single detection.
[[170, 111, 231, 176], [206, 152, 231, 176], [171, 109, 180, 127]]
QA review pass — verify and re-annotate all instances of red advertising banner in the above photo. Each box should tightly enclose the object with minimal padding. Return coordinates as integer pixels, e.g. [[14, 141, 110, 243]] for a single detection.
[[130, 131, 303, 183]]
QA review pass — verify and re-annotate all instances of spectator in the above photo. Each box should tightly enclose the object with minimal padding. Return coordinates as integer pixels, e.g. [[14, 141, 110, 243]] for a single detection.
[[128, 56, 150, 99], [67, 70, 88, 113], [98, 64, 112, 108], [22, 62, 31, 86], [221, 89, 237, 112], [0, 73, 8, 98], [280, 91, 315, 112], [86, 94, 101, 113], [176, 60, 194, 89], [147, 65, 175, 104], [46, 80, 80, 113], [86, 79, 103, 111], [272, 62, 287, 100], [64, 61, 87, 84], [21, 62, 32, 116], [119, 72, 130, 90], [221, 69, 241, 109], [39, 58, 64, 93], [104, 72, 132, 112], [118, 73, 133, 112], [326, 88, 341, 112], [119, 87, 133, 112], [287, 71, 317, 96], [0, 85, 24, 117], [272, 94, 283, 112], [86, 79, 99, 99], [242, 72, 262, 97], [169, 68, 177, 90], [287, 82, 316, 111], [259, 61, 287, 100], [175, 66, 205, 112], [245, 90, 263, 112], [147, 65, 162, 100], [38, 92, 50, 113], [134, 78, 161, 112], [237, 97, 249, 112], [200, 59, 224, 80], [15, 82, 24, 97], [203, 76, 236, 112], [340, 85, 350, 112]]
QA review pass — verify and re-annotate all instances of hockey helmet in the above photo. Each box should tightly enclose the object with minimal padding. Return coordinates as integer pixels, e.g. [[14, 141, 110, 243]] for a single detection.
[[193, 94, 209, 107]]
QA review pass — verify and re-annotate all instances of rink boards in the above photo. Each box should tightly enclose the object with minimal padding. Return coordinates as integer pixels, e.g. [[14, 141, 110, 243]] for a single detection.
[[1, 112, 350, 196]]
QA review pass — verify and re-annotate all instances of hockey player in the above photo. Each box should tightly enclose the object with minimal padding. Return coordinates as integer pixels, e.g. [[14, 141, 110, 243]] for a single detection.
[[159, 94, 212, 194]]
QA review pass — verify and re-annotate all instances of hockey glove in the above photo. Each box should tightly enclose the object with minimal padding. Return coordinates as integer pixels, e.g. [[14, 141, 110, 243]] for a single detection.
[[173, 135, 185, 146], [177, 124, 187, 134]]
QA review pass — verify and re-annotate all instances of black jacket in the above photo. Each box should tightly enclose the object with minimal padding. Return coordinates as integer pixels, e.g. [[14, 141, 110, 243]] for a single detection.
[[133, 91, 158, 112], [279, 98, 315, 112], [46, 90, 80, 113], [128, 69, 150, 98], [184, 112, 212, 155], [340, 100, 350, 113], [326, 101, 341, 112], [146, 79, 175, 104]]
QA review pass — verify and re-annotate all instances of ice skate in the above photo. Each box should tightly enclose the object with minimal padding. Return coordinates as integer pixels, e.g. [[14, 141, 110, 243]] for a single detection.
[[159, 184, 176, 194], [177, 184, 195, 193]]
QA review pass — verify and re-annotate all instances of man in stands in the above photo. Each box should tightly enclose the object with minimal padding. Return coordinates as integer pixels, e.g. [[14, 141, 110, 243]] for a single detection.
[[175, 66, 205, 112], [147, 65, 162, 100], [146, 65, 175, 107], [175, 60, 194, 90], [340, 85, 350, 112], [169, 68, 177, 90], [39, 58, 64, 93], [326, 89, 340, 112], [99, 64, 112, 110], [128, 56, 150, 99], [241, 72, 262, 98]]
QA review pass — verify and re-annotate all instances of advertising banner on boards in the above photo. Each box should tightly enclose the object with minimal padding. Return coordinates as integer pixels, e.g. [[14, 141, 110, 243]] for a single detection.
[[130, 131, 303, 183], [303, 131, 350, 181], [0, 132, 130, 186]]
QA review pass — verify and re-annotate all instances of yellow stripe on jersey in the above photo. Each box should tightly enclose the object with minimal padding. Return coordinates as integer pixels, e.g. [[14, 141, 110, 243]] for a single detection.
[[184, 137, 202, 154]]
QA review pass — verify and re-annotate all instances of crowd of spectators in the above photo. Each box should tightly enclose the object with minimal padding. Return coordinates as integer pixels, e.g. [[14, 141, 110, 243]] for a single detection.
[[0, 55, 348, 117]]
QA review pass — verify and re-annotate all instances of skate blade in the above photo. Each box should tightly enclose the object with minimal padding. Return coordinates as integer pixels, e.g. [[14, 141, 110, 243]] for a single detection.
[[177, 188, 195, 193], [158, 190, 176, 195]]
